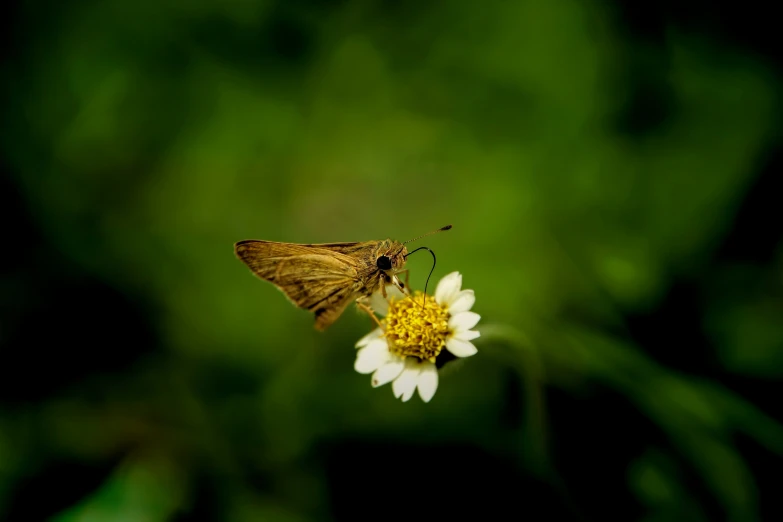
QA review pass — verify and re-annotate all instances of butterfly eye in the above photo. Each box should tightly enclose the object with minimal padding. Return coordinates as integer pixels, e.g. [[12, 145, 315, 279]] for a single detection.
[[376, 255, 392, 270]]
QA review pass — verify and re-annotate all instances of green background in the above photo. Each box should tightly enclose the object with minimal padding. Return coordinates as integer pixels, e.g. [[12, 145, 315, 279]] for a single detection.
[[1, 0, 781, 520]]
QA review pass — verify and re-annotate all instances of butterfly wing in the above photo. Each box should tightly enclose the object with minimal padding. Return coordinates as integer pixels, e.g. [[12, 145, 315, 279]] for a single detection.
[[300, 241, 381, 256], [234, 240, 364, 330]]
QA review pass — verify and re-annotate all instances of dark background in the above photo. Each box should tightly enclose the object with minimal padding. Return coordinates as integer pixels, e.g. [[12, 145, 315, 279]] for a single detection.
[[1, 0, 781, 521]]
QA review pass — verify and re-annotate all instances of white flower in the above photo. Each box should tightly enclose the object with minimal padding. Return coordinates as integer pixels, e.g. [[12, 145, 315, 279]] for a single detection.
[[354, 271, 480, 403]]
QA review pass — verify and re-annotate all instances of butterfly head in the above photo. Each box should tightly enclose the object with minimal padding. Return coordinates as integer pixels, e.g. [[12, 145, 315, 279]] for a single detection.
[[376, 241, 408, 273]]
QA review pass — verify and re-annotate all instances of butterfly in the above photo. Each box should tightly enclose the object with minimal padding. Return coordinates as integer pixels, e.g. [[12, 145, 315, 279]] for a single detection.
[[234, 225, 451, 330]]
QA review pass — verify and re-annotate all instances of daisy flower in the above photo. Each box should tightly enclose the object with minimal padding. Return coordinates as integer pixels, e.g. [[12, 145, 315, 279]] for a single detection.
[[354, 271, 480, 402]]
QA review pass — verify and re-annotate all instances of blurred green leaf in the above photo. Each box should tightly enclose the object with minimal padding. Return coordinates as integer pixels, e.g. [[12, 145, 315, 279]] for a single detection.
[[49, 455, 187, 522]]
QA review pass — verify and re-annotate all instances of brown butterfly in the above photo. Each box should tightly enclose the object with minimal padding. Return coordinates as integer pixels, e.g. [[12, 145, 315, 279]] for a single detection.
[[234, 225, 451, 330]]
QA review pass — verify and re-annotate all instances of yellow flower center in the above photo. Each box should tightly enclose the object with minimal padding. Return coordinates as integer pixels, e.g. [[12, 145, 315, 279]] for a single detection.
[[383, 292, 450, 362]]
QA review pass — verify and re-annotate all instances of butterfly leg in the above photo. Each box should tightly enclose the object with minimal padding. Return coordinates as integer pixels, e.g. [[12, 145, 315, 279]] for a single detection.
[[389, 275, 404, 295], [393, 269, 429, 308], [393, 269, 411, 295], [356, 298, 384, 330]]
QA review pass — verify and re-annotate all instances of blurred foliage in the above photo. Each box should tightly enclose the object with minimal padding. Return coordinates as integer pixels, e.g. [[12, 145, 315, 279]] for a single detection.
[[1, 0, 782, 521]]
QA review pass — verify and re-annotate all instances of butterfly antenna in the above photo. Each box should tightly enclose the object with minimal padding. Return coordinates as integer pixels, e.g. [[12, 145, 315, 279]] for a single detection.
[[404, 246, 437, 307], [403, 224, 452, 245]]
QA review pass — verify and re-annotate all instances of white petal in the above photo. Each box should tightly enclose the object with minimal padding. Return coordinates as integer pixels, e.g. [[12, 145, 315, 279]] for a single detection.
[[454, 329, 481, 342], [355, 327, 383, 348], [354, 340, 390, 374], [362, 339, 388, 356], [434, 272, 462, 306], [392, 360, 421, 400], [449, 311, 481, 331], [371, 358, 405, 387], [448, 290, 475, 314], [369, 291, 389, 316], [401, 384, 416, 402], [354, 353, 387, 374], [445, 338, 478, 358], [416, 363, 439, 403]]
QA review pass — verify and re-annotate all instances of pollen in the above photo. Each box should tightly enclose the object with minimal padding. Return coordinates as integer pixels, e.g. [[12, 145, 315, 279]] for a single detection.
[[384, 292, 450, 362]]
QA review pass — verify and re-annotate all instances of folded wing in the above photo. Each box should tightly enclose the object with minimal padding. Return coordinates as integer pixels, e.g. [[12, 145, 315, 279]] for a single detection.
[[234, 240, 360, 330]]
